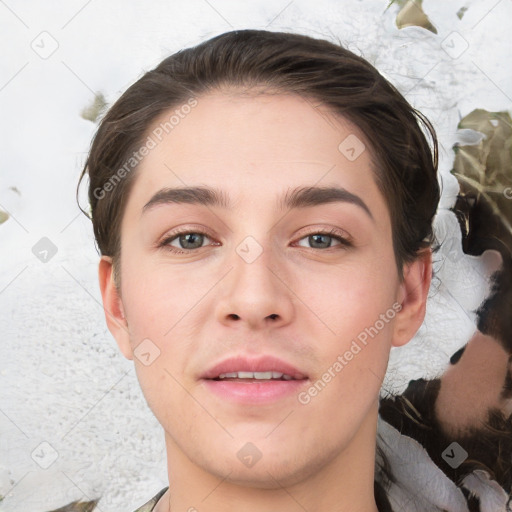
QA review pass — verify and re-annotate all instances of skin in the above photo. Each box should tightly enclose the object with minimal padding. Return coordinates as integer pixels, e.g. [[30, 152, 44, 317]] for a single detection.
[[98, 91, 432, 512]]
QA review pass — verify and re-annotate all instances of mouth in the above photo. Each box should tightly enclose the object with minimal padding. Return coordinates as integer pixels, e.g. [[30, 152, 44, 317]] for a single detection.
[[213, 371, 300, 381], [201, 355, 308, 404]]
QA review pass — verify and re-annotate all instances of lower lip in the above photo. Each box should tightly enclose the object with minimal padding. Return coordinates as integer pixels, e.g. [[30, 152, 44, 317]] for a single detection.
[[202, 379, 307, 404]]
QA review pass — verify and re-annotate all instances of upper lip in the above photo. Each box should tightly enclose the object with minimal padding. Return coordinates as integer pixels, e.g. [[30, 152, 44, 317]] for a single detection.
[[201, 355, 308, 380]]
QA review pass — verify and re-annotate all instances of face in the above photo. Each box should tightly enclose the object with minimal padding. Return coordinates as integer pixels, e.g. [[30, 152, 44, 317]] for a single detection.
[[100, 91, 429, 488]]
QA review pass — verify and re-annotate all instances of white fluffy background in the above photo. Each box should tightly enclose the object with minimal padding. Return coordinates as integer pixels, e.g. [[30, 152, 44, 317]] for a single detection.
[[0, 0, 510, 510]]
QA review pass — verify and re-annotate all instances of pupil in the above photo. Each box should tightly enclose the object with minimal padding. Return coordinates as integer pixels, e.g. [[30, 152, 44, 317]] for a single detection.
[[310, 234, 330, 248], [181, 233, 203, 249]]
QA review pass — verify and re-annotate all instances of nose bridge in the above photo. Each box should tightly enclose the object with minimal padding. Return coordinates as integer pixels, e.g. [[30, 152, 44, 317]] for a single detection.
[[215, 231, 294, 327], [230, 204, 278, 284], [231, 233, 279, 296]]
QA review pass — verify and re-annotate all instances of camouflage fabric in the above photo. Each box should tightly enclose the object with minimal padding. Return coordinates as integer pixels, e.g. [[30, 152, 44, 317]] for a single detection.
[[132, 487, 168, 512]]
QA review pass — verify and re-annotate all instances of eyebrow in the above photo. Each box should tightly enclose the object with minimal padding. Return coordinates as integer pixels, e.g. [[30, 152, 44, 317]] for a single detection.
[[142, 185, 373, 221]]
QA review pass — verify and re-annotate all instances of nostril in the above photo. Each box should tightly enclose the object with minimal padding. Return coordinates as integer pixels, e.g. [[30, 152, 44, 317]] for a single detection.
[[227, 313, 278, 320]]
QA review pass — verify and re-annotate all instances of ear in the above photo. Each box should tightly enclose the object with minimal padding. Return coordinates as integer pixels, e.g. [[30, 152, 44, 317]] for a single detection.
[[98, 256, 133, 360], [392, 248, 432, 347]]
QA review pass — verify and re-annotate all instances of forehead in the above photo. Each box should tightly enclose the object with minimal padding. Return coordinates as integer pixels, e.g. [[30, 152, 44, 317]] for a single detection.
[[146, 91, 364, 164], [124, 91, 387, 219]]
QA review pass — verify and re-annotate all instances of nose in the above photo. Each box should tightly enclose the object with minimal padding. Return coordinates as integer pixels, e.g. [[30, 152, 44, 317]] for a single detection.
[[214, 238, 295, 330]]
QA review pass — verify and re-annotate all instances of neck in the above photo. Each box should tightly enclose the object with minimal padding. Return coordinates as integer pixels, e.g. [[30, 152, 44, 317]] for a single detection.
[[159, 407, 380, 512]]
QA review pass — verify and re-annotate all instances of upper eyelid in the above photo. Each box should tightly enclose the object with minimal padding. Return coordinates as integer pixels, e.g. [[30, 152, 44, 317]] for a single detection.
[[160, 225, 215, 242], [294, 226, 350, 240]]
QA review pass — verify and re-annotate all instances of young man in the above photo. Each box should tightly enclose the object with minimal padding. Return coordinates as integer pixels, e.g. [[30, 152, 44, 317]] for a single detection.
[[80, 30, 439, 511]]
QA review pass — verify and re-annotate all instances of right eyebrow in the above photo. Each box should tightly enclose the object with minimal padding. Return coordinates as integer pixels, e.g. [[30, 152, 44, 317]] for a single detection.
[[142, 186, 232, 213]]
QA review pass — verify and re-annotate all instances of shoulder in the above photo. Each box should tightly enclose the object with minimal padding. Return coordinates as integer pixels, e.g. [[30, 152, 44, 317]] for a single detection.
[[132, 487, 169, 512]]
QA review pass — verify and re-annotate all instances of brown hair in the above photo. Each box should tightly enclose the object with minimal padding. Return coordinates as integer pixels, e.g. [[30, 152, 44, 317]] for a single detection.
[[78, 29, 440, 282]]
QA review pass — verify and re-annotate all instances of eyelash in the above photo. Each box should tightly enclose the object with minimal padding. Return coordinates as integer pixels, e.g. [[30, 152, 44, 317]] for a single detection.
[[158, 227, 352, 254]]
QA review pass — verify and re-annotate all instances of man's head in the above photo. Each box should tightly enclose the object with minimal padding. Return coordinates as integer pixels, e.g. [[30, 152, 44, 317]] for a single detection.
[[80, 29, 439, 285], [79, 29, 439, 503]]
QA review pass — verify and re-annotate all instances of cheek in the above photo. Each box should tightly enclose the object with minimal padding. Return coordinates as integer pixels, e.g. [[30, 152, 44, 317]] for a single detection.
[[294, 262, 398, 397], [120, 256, 202, 338], [295, 259, 399, 338]]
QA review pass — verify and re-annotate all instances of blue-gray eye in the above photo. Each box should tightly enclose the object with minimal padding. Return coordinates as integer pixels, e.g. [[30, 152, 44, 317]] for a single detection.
[[297, 232, 347, 249], [308, 234, 334, 249], [170, 232, 209, 250]]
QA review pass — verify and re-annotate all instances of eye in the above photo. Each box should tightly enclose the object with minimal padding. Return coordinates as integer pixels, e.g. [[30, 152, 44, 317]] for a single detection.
[[158, 227, 352, 254], [295, 229, 352, 250], [160, 229, 216, 253]]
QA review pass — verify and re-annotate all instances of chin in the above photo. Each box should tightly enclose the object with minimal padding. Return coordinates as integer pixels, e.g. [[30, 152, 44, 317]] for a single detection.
[[213, 461, 315, 490], [196, 440, 330, 490]]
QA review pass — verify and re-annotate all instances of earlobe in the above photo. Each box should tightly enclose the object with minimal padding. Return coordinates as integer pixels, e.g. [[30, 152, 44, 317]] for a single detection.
[[392, 248, 432, 347], [98, 256, 133, 360]]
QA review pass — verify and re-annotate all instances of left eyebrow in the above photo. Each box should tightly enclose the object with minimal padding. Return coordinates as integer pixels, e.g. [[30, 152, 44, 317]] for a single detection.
[[142, 185, 374, 221], [279, 185, 374, 221]]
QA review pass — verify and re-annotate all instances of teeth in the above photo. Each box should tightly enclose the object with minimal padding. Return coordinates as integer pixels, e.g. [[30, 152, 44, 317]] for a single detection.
[[238, 371, 255, 379], [217, 371, 294, 380], [254, 371, 273, 379]]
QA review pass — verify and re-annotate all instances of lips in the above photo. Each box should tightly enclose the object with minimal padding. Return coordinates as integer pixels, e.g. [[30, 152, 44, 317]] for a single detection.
[[201, 355, 308, 381]]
